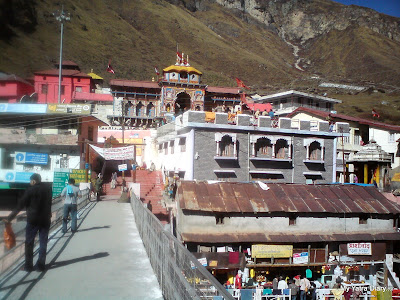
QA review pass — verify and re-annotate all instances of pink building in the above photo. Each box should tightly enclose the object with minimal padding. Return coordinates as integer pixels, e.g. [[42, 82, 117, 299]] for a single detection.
[[0, 72, 34, 103], [34, 61, 92, 104]]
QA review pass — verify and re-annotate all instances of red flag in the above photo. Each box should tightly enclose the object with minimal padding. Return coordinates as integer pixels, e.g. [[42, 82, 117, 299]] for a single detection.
[[106, 61, 115, 74], [235, 77, 250, 89], [154, 66, 160, 76], [372, 109, 380, 118], [176, 51, 182, 59]]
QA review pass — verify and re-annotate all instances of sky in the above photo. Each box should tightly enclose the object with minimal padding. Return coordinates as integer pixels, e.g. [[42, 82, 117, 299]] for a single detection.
[[333, 0, 400, 18]]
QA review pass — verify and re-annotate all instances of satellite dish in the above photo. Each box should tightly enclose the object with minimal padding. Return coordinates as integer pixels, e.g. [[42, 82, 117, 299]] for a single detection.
[[19, 95, 29, 103]]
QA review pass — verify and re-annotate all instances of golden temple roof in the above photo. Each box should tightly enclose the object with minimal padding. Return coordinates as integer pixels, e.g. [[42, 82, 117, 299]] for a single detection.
[[163, 65, 202, 75]]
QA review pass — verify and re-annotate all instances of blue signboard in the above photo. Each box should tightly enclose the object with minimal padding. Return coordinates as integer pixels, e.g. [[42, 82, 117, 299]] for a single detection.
[[4, 171, 34, 183], [15, 152, 48, 165], [0, 104, 47, 114]]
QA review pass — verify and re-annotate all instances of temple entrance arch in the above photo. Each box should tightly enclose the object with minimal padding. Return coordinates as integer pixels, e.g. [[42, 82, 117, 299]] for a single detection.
[[174, 92, 191, 115]]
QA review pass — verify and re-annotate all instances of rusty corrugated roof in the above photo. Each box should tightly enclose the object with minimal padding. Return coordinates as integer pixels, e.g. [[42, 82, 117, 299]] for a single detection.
[[181, 232, 400, 243], [177, 181, 400, 214]]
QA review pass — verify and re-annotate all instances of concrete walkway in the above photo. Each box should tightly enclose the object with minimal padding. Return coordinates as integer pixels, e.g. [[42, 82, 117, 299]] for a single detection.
[[0, 198, 164, 300]]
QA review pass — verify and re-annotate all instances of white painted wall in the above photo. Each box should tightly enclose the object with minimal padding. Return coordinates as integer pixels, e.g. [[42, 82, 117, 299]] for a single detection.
[[369, 127, 400, 169], [179, 213, 394, 235], [157, 130, 194, 180]]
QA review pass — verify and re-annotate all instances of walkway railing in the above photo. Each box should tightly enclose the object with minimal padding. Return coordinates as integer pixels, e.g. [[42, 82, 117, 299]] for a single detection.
[[130, 192, 234, 300], [0, 189, 91, 274]]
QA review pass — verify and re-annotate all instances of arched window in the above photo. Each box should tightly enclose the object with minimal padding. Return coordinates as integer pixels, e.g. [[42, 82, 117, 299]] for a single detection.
[[147, 102, 154, 117], [275, 139, 289, 159], [219, 135, 235, 157], [136, 101, 144, 116], [309, 141, 322, 160], [255, 138, 272, 157]]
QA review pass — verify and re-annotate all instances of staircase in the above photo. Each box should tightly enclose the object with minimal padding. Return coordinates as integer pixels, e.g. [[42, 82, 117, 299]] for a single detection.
[[103, 170, 169, 224], [135, 169, 169, 225]]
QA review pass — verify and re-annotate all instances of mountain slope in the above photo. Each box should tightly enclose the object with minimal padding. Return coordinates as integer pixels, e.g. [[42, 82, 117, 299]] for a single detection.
[[0, 0, 399, 92]]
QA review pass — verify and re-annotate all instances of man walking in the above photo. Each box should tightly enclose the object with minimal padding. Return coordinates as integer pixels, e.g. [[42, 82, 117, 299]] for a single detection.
[[6, 173, 52, 272], [61, 178, 80, 233]]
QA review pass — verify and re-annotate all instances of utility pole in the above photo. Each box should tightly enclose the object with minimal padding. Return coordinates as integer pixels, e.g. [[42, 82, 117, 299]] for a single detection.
[[54, 6, 70, 103]]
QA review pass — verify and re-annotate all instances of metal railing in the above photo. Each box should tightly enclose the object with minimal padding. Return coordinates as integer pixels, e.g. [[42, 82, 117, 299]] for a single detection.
[[130, 192, 234, 300], [0, 189, 91, 274]]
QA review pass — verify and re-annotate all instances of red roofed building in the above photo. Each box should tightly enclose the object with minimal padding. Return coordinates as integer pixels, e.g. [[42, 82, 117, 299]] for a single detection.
[[0, 72, 34, 103], [34, 61, 92, 104]]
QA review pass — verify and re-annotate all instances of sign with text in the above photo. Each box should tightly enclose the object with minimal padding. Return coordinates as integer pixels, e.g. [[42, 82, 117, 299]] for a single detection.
[[3, 171, 34, 183], [293, 252, 309, 264], [0, 103, 47, 114], [52, 171, 69, 197], [251, 245, 293, 258], [47, 104, 91, 115], [347, 243, 372, 255], [15, 152, 48, 165], [118, 164, 128, 171], [69, 169, 86, 184]]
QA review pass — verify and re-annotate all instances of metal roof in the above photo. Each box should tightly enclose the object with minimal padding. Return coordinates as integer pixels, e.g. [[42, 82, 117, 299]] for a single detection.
[[181, 232, 400, 243], [34, 69, 91, 78], [206, 86, 241, 94], [254, 90, 342, 104], [177, 181, 400, 215], [109, 79, 160, 89]]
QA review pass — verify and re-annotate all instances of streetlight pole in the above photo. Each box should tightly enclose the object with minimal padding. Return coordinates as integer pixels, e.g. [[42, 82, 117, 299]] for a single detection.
[[54, 6, 70, 104]]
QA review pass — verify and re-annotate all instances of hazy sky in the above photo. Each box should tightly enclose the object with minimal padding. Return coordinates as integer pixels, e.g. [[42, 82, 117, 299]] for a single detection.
[[334, 0, 400, 18]]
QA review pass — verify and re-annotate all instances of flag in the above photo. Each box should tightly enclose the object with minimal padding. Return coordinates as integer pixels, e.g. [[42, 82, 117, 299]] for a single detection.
[[372, 109, 380, 118], [235, 77, 250, 89], [176, 51, 183, 64], [106, 61, 115, 74], [154, 66, 160, 76]]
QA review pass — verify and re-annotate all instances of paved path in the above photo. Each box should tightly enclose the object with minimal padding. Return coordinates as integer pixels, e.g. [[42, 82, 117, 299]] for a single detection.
[[0, 198, 164, 300]]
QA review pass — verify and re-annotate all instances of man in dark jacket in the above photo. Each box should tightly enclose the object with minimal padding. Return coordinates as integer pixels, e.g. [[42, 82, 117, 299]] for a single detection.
[[6, 173, 52, 272]]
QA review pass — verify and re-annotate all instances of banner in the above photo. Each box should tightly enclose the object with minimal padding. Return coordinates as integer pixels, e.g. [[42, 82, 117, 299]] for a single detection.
[[90, 145, 135, 160], [251, 245, 293, 258]]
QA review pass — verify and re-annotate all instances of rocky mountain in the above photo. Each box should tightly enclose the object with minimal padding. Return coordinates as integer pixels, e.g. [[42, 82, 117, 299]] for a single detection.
[[1, 0, 400, 119]]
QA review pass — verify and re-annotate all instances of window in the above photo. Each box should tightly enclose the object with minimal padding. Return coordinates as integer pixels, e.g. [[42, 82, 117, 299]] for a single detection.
[[77, 78, 81, 82], [255, 138, 272, 157], [179, 137, 186, 152], [389, 133, 395, 143], [41, 84, 48, 94], [390, 153, 395, 164], [158, 144, 162, 153], [88, 126, 94, 141], [58, 85, 65, 95], [354, 130, 360, 145], [170, 141, 175, 154], [309, 141, 322, 160], [43, 76, 46, 80], [216, 215, 224, 225], [76, 86, 82, 92], [289, 216, 297, 226], [359, 216, 368, 225], [164, 142, 168, 155], [219, 135, 235, 157], [275, 139, 289, 159]]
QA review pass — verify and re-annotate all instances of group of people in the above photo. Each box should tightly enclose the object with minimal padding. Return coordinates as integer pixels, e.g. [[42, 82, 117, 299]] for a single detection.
[[4, 173, 81, 272], [224, 271, 321, 300]]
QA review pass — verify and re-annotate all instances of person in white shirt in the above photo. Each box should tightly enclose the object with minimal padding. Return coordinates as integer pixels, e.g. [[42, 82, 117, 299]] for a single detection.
[[299, 275, 311, 300], [278, 276, 288, 289]]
